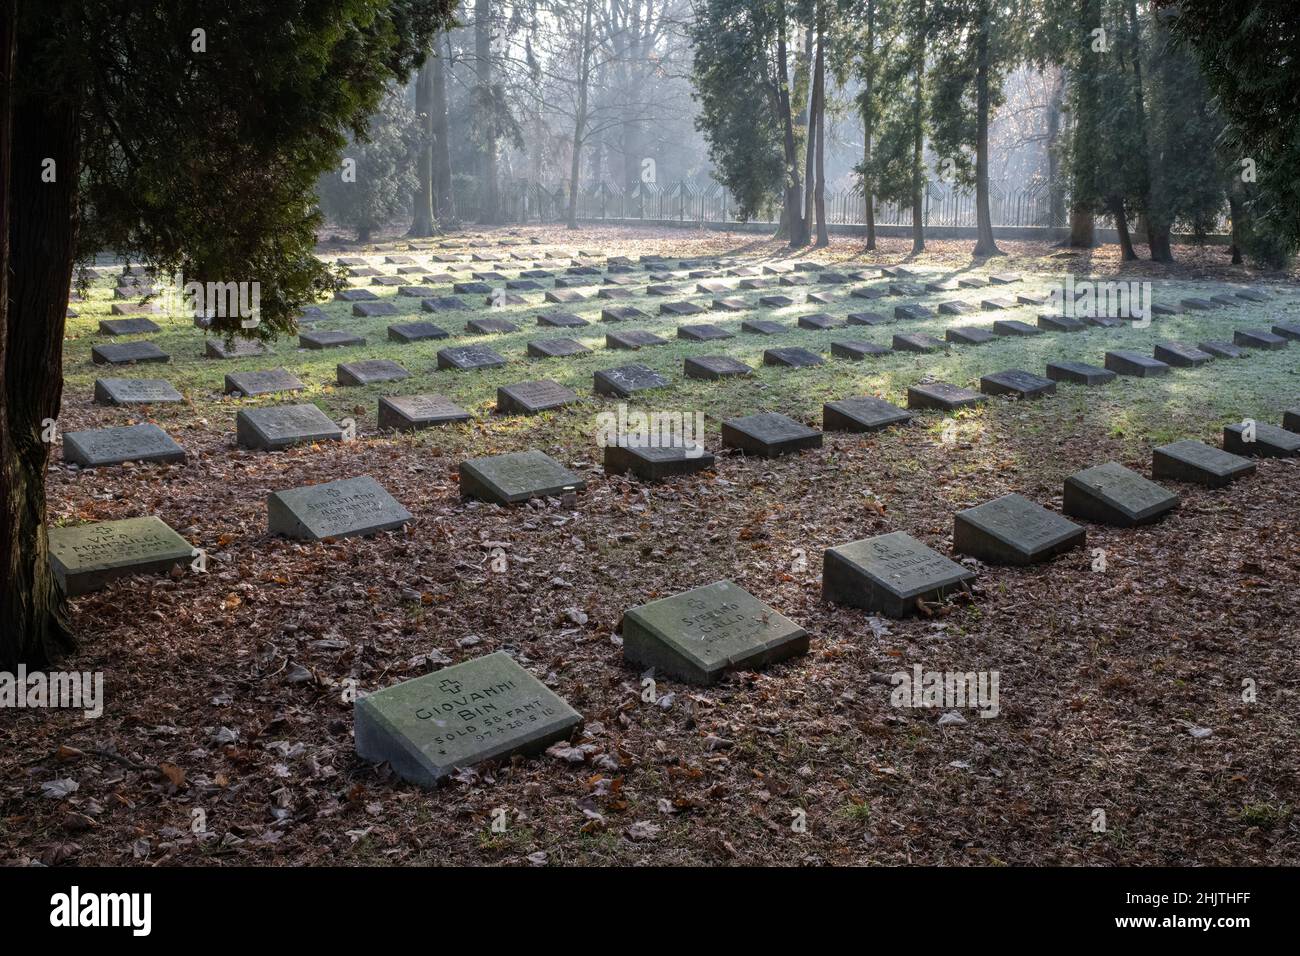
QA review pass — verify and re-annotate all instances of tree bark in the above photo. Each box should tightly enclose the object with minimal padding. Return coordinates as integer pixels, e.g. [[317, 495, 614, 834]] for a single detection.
[[430, 37, 454, 223], [1068, 0, 1099, 247], [862, 0, 876, 250], [2, 3, 77, 669], [474, 0, 499, 224], [566, 0, 594, 230], [776, 2, 807, 246], [1110, 196, 1137, 260], [1047, 69, 1066, 227], [1228, 193, 1243, 265], [971, 6, 1001, 258], [408, 57, 436, 236], [910, 0, 926, 254], [812, 18, 827, 248]]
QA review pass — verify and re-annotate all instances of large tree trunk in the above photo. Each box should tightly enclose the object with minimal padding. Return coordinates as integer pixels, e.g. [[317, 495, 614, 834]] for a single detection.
[[862, 0, 877, 250], [1068, 0, 1100, 248], [566, 0, 594, 230], [812, 19, 828, 248], [1047, 69, 1066, 227], [408, 57, 436, 237], [797, 19, 816, 247], [2, 5, 77, 669], [430, 38, 454, 223], [776, 4, 806, 246], [909, 0, 925, 254], [972, 8, 1001, 258], [474, 0, 499, 224], [1110, 196, 1137, 260], [1228, 193, 1243, 265]]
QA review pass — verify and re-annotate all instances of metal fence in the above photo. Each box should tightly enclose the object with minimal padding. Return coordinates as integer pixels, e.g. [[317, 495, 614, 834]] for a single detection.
[[451, 177, 1228, 236]]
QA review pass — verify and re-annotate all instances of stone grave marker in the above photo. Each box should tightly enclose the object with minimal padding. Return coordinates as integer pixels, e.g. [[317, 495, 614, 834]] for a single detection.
[[205, 337, 267, 359], [48, 516, 193, 597], [721, 412, 822, 457], [696, 280, 731, 294], [889, 282, 926, 297], [622, 580, 808, 685], [894, 304, 935, 321], [397, 286, 429, 297], [1063, 462, 1179, 527], [1197, 341, 1244, 359], [496, 380, 578, 415], [338, 359, 410, 387], [823, 396, 911, 432], [607, 330, 669, 350], [378, 395, 471, 430], [1082, 315, 1123, 328], [1234, 289, 1269, 303], [678, 324, 734, 342], [466, 318, 519, 335], [224, 368, 305, 396], [830, 340, 891, 360], [739, 278, 771, 290], [778, 274, 811, 287], [537, 311, 589, 328], [236, 404, 343, 450], [63, 423, 185, 467], [93, 378, 182, 405], [601, 306, 647, 322], [506, 279, 544, 292], [336, 288, 378, 302], [99, 317, 161, 336], [797, 313, 841, 330], [1037, 314, 1085, 332], [1233, 329, 1287, 350], [946, 326, 995, 346], [604, 444, 716, 482], [527, 337, 591, 358], [645, 284, 681, 297], [300, 330, 365, 350], [108, 303, 161, 317], [268, 475, 411, 541], [847, 311, 888, 326], [939, 301, 976, 316], [823, 531, 973, 618], [711, 297, 748, 312], [850, 286, 888, 300], [454, 281, 492, 295], [421, 296, 469, 312], [1154, 342, 1213, 368], [954, 493, 1085, 565], [1017, 292, 1048, 306], [91, 342, 169, 365], [1210, 294, 1240, 307], [759, 294, 796, 308], [808, 291, 839, 305], [542, 288, 587, 305], [763, 263, 795, 275], [981, 297, 1016, 311], [1180, 297, 1216, 312], [742, 319, 786, 335], [926, 279, 959, 293], [1272, 323, 1300, 342], [385, 255, 415, 265], [437, 345, 507, 371], [989, 273, 1021, 285], [1045, 361, 1115, 386], [388, 321, 449, 343], [597, 287, 633, 300], [907, 382, 985, 411], [685, 356, 752, 380], [354, 651, 582, 788], [892, 332, 945, 353], [1283, 408, 1299, 433], [1105, 350, 1170, 377], [661, 301, 706, 317], [371, 277, 404, 288], [958, 275, 988, 288], [980, 369, 1057, 400], [992, 319, 1041, 336], [296, 306, 327, 324], [1223, 422, 1300, 458], [1152, 440, 1255, 487], [764, 347, 824, 368], [459, 450, 585, 504], [594, 364, 669, 397]]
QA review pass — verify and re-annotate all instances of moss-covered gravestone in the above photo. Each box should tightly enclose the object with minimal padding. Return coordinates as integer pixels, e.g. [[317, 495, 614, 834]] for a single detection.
[[954, 493, 1085, 565], [823, 531, 974, 617], [622, 580, 808, 685], [355, 651, 582, 788], [459, 450, 585, 504], [267, 476, 411, 541], [1063, 462, 1179, 527], [63, 423, 185, 467], [48, 516, 193, 596]]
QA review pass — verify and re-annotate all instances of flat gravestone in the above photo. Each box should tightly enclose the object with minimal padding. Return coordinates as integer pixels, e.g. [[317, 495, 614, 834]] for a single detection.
[[607, 330, 668, 350], [1273, 323, 1300, 342], [63, 423, 185, 467], [980, 369, 1057, 400], [1106, 350, 1172, 377], [808, 291, 839, 305], [889, 283, 925, 297], [353, 301, 399, 318], [497, 379, 578, 415], [892, 332, 945, 353], [527, 337, 591, 358], [1181, 297, 1216, 311], [388, 321, 448, 343], [108, 303, 161, 317], [739, 278, 770, 290], [823, 531, 973, 618], [421, 297, 468, 312], [338, 359, 410, 386], [537, 311, 589, 328], [988, 273, 1021, 285], [895, 304, 934, 321], [224, 368, 305, 396], [954, 493, 1085, 566], [926, 279, 958, 293], [831, 340, 891, 360], [48, 516, 193, 597], [454, 281, 492, 294], [764, 347, 823, 368], [742, 319, 786, 335], [939, 301, 976, 315], [604, 444, 716, 482], [1038, 314, 1085, 332], [722, 413, 822, 457], [1154, 342, 1213, 368], [1284, 408, 1300, 433], [300, 330, 365, 350], [759, 295, 795, 308], [601, 306, 647, 322], [437, 345, 507, 371], [205, 337, 267, 359], [91, 342, 169, 365], [907, 382, 985, 411], [336, 288, 378, 302], [1234, 329, 1287, 350], [947, 326, 995, 346], [958, 276, 988, 288], [1083, 315, 1123, 328], [594, 363, 669, 398], [1198, 340, 1245, 359], [1063, 461, 1179, 527], [645, 284, 681, 296], [992, 319, 1041, 336], [678, 324, 733, 342], [712, 297, 747, 312], [99, 317, 161, 336], [1045, 361, 1115, 386], [685, 356, 752, 380], [797, 313, 840, 330], [622, 580, 808, 685], [1223, 422, 1300, 458], [847, 311, 887, 326], [385, 255, 415, 265], [545, 289, 587, 304], [466, 318, 519, 335], [1152, 440, 1255, 487], [93, 378, 182, 405], [1017, 292, 1048, 306], [982, 298, 1016, 311], [459, 450, 585, 505], [779, 274, 810, 287], [506, 279, 543, 292], [378, 394, 471, 430], [236, 404, 343, 450], [268, 475, 411, 541], [823, 396, 911, 433], [354, 651, 582, 788], [696, 280, 731, 294], [661, 301, 705, 317]]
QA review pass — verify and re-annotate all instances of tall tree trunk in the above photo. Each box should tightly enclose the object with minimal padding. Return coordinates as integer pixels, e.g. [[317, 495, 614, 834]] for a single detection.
[[1110, 196, 1137, 260], [861, 0, 877, 250], [474, 0, 499, 224], [796, 28, 817, 247], [1047, 69, 1066, 227], [972, 7, 1001, 257], [776, 3, 806, 246], [430, 38, 454, 223], [2, 5, 77, 669], [566, 0, 594, 230], [1068, 0, 1100, 247], [1125, 0, 1171, 262], [1227, 193, 1243, 265], [812, 18, 828, 248], [910, 0, 926, 254], [408, 57, 436, 237]]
